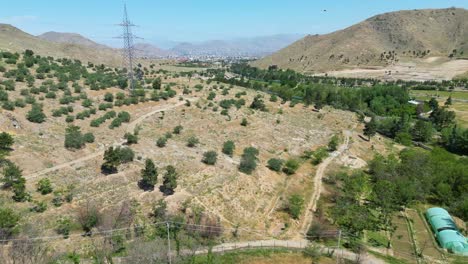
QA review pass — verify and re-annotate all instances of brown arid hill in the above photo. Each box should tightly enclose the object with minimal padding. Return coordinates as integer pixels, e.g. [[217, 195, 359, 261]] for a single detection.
[[0, 24, 121, 66], [37, 31, 110, 50], [252, 8, 468, 74]]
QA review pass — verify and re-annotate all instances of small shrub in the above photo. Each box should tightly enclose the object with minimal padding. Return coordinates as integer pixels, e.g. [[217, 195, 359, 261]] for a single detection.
[[267, 158, 284, 172], [202, 151, 217, 165], [37, 178, 53, 195]]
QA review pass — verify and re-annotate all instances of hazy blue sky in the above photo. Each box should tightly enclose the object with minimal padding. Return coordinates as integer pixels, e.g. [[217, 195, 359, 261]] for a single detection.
[[1, 0, 467, 48]]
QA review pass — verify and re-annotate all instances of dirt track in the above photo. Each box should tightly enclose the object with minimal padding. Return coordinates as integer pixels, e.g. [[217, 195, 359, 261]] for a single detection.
[[300, 128, 353, 235]]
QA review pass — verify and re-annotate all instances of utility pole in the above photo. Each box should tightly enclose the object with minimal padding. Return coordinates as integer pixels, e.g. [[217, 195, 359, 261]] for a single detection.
[[336, 230, 342, 264], [116, 3, 139, 90], [166, 222, 172, 264]]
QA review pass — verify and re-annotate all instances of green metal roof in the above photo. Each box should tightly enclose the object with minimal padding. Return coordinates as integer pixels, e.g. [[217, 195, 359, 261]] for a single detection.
[[437, 230, 468, 255], [426, 207, 450, 218], [426, 207, 458, 233], [426, 207, 468, 256]]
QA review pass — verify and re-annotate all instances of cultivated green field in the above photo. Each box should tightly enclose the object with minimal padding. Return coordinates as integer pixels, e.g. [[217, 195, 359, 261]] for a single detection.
[[410, 90, 468, 100]]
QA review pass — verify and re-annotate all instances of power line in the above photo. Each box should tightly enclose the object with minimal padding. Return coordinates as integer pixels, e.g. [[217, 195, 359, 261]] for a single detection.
[[115, 3, 140, 90]]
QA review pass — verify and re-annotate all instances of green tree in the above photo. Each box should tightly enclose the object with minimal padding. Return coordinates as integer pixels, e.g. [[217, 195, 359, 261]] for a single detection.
[[0, 207, 20, 239], [328, 135, 340, 151], [101, 147, 120, 174], [412, 120, 433, 143], [288, 194, 304, 219], [162, 165, 178, 195], [156, 136, 167, 147], [186, 136, 199, 147], [124, 132, 138, 145], [56, 217, 72, 238], [173, 125, 183, 134], [249, 95, 267, 111], [202, 151, 218, 165], [222, 140, 235, 156], [282, 159, 300, 175], [267, 158, 283, 172], [26, 104, 46, 123], [37, 178, 53, 195], [64, 125, 84, 149], [152, 78, 161, 89], [1, 163, 22, 188], [395, 132, 412, 146], [140, 159, 158, 190], [239, 147, 259, 174], [104, 92, 114, 102], [364, 118, 377, 140], [12, 176, 28, 202], [0, 132, 14, 159], [428, 97, 439, 110]]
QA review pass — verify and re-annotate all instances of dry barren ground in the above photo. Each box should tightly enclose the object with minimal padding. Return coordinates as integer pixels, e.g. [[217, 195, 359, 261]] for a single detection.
[[1, 73, 358, 253], [319, 58, 468, 81]]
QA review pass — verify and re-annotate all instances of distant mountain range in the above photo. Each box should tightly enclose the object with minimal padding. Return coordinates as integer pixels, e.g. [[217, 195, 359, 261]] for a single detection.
[[253, 8, 468, 73], [169, 35, 303, 57], [37, 31, 303, 58], [0, 24, 121, 66]]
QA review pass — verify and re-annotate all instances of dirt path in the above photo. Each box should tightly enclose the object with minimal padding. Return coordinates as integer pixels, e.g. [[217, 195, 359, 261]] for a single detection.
[[191, 239, 385, 264], [299, 129, 352, 235], [25, 99, 194, 179]]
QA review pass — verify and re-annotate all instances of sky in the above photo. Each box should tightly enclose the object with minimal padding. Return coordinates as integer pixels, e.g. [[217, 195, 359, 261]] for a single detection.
[[0, 0, 467, 48]]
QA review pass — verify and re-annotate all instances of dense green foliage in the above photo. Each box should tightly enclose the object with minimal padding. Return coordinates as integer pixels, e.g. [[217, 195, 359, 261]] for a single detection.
[[140, 159, 158, 190], [288, 194, 304, 219], [222, 140, 235, 156], [202, 151, 218, 165], [239, 147, 259, 174]]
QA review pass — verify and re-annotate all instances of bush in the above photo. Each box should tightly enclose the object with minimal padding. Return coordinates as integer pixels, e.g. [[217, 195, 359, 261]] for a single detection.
[[186, 136, 199, 147], [65, 115, 75, 123], [328, 135, 340, 151], [83, 132, 95, 143], [26, 104, 46, 123], [104, 92, 114, 102], [140, 159, 158, 190], [56, 217, 72, 238], [2, 101, 14, 111], [124, 132, 138, 144], [288, 194, 304, 219], [239, 147, 259, 174], [0, 208, 20, 239], [221, 141, 235, 156], [37, 178, 53, 195], [283, 159, 300, 175], [240, 118, 248, 126], [64, 126, 85, 149], [311, 147, 329, 165], [267, 158, 284, 172], [202, 151, 218, 165], [173, 125, 183, 134], [156, 137, 167, 147], [250, 95, 267, 111], [30, 201, 47, 213]]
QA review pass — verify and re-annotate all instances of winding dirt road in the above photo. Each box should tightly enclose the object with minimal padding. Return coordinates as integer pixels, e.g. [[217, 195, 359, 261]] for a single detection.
[[300, 129, 352, 235]]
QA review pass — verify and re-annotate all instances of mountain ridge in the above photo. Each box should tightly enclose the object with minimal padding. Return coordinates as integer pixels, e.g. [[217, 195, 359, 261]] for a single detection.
[[252, 8, 468, 73]]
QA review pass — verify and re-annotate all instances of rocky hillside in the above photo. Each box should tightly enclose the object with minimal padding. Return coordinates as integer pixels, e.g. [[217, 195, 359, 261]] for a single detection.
[[37, 31, 110, 50], [253, 8, 468, 73], [0, 24, 121, 66]]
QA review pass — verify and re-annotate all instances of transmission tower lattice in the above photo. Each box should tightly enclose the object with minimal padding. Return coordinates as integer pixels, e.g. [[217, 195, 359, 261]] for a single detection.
[[116, 4, 139, 90]]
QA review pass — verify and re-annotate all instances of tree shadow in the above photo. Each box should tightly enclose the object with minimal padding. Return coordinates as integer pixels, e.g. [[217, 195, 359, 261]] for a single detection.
[[159, 185, 174, 196], [137, 180, 155, 192]]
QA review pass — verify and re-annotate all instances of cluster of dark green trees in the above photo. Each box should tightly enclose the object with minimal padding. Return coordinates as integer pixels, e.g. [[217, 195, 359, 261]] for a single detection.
[[329, 147, 467, 247], [138, 159, 178, 195], [209, 63, 467, 155]]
